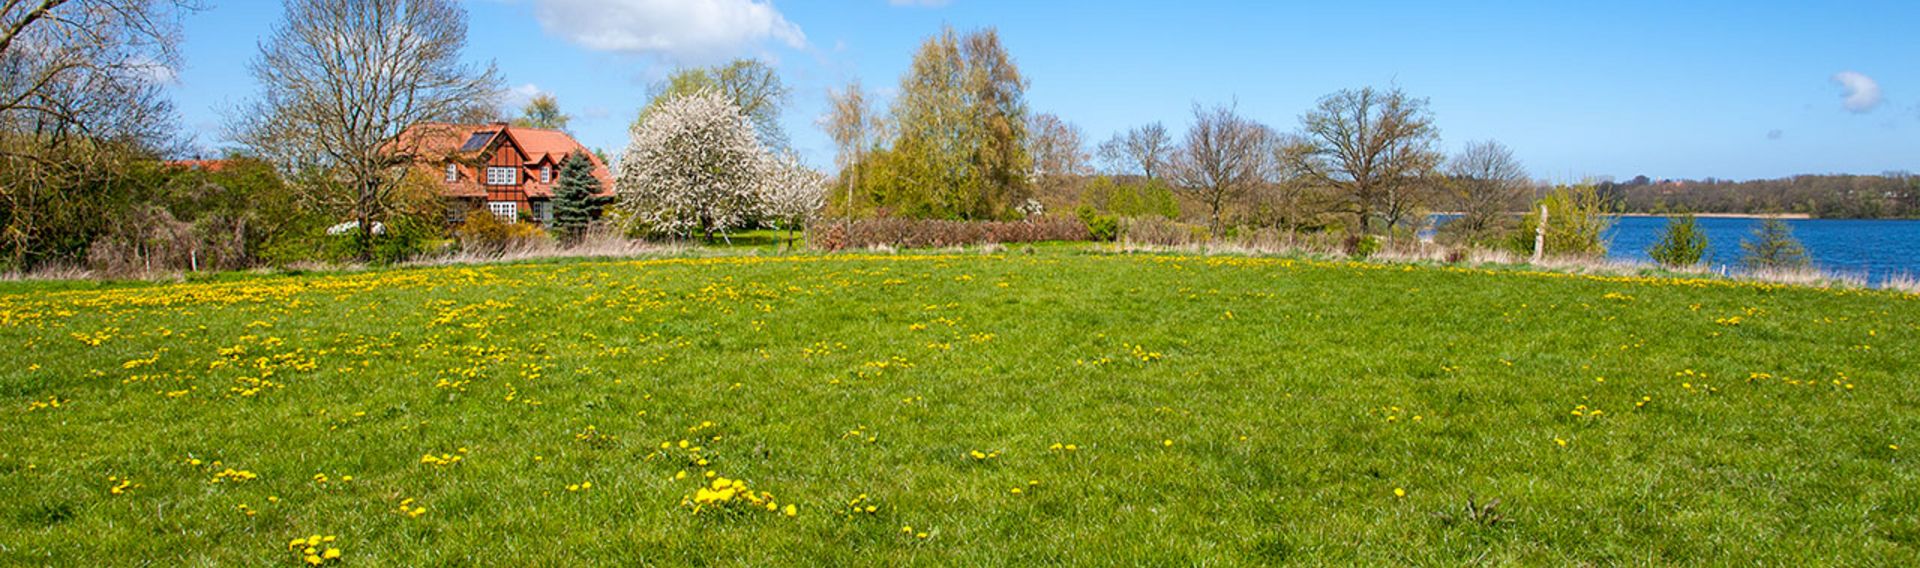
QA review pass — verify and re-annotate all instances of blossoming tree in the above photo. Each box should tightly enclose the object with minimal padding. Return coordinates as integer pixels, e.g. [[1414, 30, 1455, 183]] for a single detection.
[[617, 90, 773, 242], [759, 156, 827, 248]]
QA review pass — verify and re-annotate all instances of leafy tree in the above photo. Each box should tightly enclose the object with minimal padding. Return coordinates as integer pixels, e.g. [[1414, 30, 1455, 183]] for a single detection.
[[1648, 213, 1708, 268], [877, 25, 1032, 220], [617, 90, 772, 242], [514, 94, 570, 130], [1740, 218, 1811, 270], [1509, 184, 1613, 259], [550, 150, 608, 243], [759, 156, 826, 249], [644, 59, 789, 150]]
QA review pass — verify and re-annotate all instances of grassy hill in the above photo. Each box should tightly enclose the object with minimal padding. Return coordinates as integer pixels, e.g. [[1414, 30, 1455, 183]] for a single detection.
[[3, 251, 1917, 564]]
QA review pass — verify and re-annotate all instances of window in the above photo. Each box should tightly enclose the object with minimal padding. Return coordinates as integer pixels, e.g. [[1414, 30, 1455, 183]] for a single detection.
[[486, 166, 516, 186], [531, 201, 551, 225], [488, 201, 518, 223], [541, 165, 552, 184], [444, 163, 458, 182]]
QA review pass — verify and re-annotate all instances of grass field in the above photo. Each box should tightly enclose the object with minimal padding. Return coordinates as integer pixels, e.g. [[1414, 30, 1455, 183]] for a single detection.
[[3, 250, 1917, 564]]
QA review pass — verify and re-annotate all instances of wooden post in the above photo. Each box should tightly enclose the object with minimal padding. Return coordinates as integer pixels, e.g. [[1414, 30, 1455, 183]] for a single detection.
[[1531, 204, 1548, 264]]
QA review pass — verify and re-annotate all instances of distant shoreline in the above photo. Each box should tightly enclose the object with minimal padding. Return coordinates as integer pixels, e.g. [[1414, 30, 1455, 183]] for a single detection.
[[1611, 212, 1813, 219], [1434, 212, 1819, 219]]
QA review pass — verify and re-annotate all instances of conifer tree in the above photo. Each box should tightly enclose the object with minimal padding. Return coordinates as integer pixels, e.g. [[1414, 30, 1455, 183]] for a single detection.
[[1740, 218, 1810, 270], [1648, 213, 1708, 268], [551, 150, 608, 243]]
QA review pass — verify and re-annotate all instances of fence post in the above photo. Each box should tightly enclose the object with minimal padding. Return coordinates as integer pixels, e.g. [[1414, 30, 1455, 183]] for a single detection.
[[1531, 204, 1548, 264]]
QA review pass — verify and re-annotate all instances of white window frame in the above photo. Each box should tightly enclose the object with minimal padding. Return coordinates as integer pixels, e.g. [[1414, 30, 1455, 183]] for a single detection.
[[540, 164, 552, 184], [486, 166, 517, 186], [488, 201, 518, 223], [531, 201, 552, 225], [445, 163, 458, 182]]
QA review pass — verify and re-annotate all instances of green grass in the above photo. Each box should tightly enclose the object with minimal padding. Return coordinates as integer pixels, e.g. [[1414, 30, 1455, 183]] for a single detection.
[[3, 250, 1917, 564]]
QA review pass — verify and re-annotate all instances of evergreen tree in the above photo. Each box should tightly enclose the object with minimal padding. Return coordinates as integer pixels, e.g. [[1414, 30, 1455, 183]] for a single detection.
[[1740, 218, 1810, 270], [551, 150, 608, 243], [1648, 213, 1708, 268]]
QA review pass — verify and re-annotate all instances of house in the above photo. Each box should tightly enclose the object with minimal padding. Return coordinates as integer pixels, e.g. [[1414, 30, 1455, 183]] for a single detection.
[[399, 122, 615, 226]]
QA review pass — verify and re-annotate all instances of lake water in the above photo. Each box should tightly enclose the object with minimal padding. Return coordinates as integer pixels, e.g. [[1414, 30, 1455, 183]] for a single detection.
[[1434, 216, 1920, 284]]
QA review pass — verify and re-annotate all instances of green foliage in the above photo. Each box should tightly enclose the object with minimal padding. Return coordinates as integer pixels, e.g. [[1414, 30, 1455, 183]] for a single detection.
[[550, 151, 609, 243], [453, 209, 549, 254], [513, 94, 570, 130], [1509, 185, 1614, 259], [1079, 176, 1179, 220], [1347, 234, 1381, 258], [642, 59, 789, 149], [870, 26, 1032, 220], [1648, 214, 1709, 268], [1740, 218, 1811, 270], [1074, 205, 1118, 242]]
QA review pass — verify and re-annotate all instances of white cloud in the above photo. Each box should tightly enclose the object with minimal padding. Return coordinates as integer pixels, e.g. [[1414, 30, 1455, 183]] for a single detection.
[[504, 83, 547, 110], [531, 0, 805, 64], [1832, 71, 1883, 113], [125, 54, 177, 85]]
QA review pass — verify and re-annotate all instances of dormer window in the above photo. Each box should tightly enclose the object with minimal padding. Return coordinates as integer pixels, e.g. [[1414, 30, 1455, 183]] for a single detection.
[[541, 164, 552, 184], [486, 166, 516, 186], [445, 163, 458, 182]]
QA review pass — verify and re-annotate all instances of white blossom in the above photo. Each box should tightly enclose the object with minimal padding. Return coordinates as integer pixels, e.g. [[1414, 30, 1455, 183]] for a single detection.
[[617, 90, 773, 239], [758, 155, 826, 232]]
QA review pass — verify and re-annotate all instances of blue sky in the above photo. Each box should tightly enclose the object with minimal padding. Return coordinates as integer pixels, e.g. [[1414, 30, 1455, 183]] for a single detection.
[[168, 0, 1920, 181]]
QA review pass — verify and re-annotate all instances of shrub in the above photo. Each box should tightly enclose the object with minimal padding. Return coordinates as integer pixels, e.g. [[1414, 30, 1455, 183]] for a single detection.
[[807, 218, 1089, 250], [1075, 206, 1118, 242], [1345, 234, 1381, 259], [1508, 184, 1613, 259], [455, 210, 551, 255], [1740, 218, 1810, 270], [1648, 214, 1708, 268], [1116, 217, 1207, 246]]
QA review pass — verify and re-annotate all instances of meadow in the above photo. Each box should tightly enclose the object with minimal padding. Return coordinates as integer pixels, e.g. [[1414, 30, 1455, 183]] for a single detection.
[[3, 250, 1917, 564]]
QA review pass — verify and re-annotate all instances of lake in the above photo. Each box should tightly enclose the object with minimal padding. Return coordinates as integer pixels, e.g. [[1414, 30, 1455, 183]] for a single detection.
[[1434, 216, 1920, 284]]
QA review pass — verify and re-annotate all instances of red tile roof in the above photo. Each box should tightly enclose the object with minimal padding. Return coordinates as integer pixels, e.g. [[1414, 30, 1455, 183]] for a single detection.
[[398, 122, 614, 200]]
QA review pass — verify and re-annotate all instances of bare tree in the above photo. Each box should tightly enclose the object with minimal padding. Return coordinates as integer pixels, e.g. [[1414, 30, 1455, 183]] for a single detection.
[[1289, 86, 1444, 238], [1027, 112, 1089, 197], [0, 0, 196, 266], [235, 0, 499, 257], [0, 0, 192, 145], [1097, 122, 1171, 180], [821, 79, 877, 220], [1442, 139, 1530, 244], [1169, 102, 1267, 237]]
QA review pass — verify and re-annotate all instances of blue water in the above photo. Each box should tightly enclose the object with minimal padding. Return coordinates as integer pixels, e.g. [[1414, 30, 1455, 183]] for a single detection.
[[1431, 216, 1920, 284], [1604, 217, 1920, 283]]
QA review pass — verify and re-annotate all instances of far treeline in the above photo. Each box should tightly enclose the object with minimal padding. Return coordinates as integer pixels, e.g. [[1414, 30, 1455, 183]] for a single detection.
[[0, 0, 1909, 277], [1602, 174, 1919, 219]]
